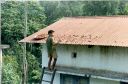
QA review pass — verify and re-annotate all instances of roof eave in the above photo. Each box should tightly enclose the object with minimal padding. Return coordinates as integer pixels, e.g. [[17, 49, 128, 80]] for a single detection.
[[0, 45, 10, 49]]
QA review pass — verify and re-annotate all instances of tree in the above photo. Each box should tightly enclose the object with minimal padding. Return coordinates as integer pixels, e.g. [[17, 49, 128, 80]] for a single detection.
[[2, 55, 20, 84], [26, 52, 41, 83], [82, 1, 119, 16], [1, 1, 46, 83], [1, 1, 46, 45], [40, 1, 84, 25]]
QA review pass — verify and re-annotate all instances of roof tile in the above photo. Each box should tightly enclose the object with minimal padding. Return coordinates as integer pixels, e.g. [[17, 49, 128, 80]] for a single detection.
[[20, 16, 128, 47]]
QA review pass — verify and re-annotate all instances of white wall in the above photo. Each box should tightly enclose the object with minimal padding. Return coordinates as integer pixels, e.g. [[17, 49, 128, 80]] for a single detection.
[[90, 78, 120, 84], [0, 49, 2, 84], [42, 44, 49, 67], [57, 45, 128, 73], [42, 44, 128, 84], [41, 73, 60, 84], [42, 44, 128, 73]]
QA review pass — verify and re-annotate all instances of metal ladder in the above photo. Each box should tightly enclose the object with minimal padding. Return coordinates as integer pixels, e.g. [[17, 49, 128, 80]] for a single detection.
[[40, 67, 56, 84]]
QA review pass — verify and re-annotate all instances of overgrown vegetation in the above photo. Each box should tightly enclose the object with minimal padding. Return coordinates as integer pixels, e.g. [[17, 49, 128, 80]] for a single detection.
[[2, 1, 128, 83]]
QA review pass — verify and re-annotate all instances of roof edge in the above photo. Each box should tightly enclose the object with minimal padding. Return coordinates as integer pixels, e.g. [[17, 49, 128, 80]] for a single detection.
[[62, 15, 128, 19], [0, 45, 10, 49]]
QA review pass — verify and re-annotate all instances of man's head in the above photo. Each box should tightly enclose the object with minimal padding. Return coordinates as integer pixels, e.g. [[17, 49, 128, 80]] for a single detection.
[[48, 30, 55, 36]]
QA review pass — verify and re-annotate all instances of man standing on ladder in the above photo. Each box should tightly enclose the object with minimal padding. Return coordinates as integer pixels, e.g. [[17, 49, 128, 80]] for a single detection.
[[46, 30, 58, 70]]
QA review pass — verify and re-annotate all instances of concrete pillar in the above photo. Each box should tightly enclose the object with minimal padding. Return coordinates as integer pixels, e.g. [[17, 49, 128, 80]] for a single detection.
[[0, 49, 2, 84]]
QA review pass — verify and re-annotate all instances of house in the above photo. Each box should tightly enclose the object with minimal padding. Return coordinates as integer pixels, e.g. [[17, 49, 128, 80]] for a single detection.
[[20, 16, 128, 84]]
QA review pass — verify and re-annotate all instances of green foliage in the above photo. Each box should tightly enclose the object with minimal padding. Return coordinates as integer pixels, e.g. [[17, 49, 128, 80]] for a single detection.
[[26, 52, 41, 83], [1, 1, 46, 83], [27, 1, 46, 35], [1, 1, 24, 45], [56, 1, 84, 16], [82, 1, 119, 16], [40, 1, 59, 25], [1, 1, 46, 45], [41, 1, 84, 25], [2, 55, 20, 84]]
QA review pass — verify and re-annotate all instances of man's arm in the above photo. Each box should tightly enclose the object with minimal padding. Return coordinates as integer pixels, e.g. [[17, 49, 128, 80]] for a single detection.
[[52, 37, 59, 46]]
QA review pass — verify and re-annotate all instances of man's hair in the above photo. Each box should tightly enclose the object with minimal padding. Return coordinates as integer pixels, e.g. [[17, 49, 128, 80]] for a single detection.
[[48, 30, 54, 34]]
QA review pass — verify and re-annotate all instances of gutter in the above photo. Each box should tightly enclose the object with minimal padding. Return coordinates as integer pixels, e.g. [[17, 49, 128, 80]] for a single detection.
[[91, 75, 128, 83], [57, 70, 128, 83]]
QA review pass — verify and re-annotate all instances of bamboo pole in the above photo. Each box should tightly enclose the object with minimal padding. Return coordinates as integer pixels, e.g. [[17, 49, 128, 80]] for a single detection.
[[0, 1, 2, 84], [22, 0, 28, 84]]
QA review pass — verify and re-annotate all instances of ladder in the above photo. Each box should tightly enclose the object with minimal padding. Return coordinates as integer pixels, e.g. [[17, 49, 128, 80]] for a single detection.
[[40, 67, 56, 84]]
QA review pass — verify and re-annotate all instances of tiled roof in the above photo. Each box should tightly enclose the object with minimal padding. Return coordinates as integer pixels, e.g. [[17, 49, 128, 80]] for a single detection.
[[20, 16, 128, 47]]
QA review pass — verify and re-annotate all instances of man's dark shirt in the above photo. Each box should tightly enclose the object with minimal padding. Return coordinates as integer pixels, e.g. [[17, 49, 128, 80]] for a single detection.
[[46, 36, 53, 56]]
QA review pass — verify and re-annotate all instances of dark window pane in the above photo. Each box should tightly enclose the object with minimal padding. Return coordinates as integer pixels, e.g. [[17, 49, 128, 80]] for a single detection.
[[64, 76, 73, 84], [120, 82, 128, 84], [78, 78, 88, 84], [60, 74, 89, 84]]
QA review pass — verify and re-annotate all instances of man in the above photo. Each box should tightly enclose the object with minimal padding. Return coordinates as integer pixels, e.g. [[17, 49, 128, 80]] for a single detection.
[[46, 30, 58, 70]]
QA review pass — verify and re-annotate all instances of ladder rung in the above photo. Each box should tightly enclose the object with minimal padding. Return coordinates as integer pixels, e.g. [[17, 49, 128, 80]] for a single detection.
[[45, 69, 54, 72], [44, 71, 53, 74], [42, 80, 51, 83], [40, 67, 56, 84]]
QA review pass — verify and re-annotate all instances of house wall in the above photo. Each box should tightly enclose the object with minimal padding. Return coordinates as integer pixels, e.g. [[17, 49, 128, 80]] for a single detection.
[[42, 44, 128, 73], [41, 44, 128, 84]]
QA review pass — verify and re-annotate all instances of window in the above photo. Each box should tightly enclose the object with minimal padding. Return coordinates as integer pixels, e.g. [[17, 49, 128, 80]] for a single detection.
[[72, 52, 77, 58], [60, 74, 89, 84], [120, 82, 128, 84]]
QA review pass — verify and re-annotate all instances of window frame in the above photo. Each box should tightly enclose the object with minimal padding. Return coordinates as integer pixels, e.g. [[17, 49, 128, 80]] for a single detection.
[[60, 74, 90, 84]]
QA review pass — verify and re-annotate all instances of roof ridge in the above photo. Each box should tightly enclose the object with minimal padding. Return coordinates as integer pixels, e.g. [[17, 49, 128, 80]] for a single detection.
[[62, 15, 128, 19]]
